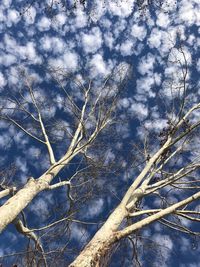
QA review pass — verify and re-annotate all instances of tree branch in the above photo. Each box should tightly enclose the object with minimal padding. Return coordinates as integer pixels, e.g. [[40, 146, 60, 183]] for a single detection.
[[116, 190, 200, 240]]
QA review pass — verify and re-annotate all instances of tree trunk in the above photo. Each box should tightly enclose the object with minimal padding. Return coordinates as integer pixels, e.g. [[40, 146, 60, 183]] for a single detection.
[[70, 190, 200, 266], [69, 204, 127, 267], [0, 152, 74, 233], [0, 177, 49, 233]]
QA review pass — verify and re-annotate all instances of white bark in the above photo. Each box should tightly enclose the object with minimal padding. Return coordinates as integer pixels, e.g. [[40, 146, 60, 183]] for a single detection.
[[70, 102, 200, 266], [0, 187, 16, 199], [0, 178, 47, 233], [70, 190, 200, 267], [117, 190, 200, 239], [69, 203, 128, 267], [0, 149, 76, 233]]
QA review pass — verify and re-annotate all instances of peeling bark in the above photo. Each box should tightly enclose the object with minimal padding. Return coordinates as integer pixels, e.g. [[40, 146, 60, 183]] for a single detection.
[[70, 236, 118, 267]]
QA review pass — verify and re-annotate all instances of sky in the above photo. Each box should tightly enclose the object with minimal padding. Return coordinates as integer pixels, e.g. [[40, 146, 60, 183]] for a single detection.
[[0, 0, 200, 266]]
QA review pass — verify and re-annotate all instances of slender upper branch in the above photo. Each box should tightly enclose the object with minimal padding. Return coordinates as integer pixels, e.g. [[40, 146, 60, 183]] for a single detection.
[[26, 81, 56, 165], [116, 190, 200, 239]]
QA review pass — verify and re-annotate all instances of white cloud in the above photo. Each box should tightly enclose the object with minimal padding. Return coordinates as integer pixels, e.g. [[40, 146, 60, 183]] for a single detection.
[[30, 197, 49, 220], [40, 36, 65, 54], [148, 28, 163, 49], [119, 98, 130, 109], [144, 118, 168, 133], [0, 9, 5, 24], [89, 54, 108, 76], [86, 198, 104, 218], [0, 134, 11, 149], [178, 0, 200, 26], [19, 42, 42, 63], [104, 150, 115, 165], [41, 105, 56, 119], [49, 51, 79, 72], [3, 33, 17, 51], [63, 51, 78, 70], [55, 13, 66, 27], [37, 17, 51, 31], [24, 42, 38, 60], [131, 24, 147, 41], [162, 0, 177, 11], [197, 58, 200, 72], [180, 264, 200, 267], [23, 6, 36, 24], [129, 102, 148, 120], [101, 18, 112, 29], [104, 32, 114, 49], [15, 156, 28, 174], [74, 9, 87, 28], [81, 27, 102, 53], [71, 224, 89, 244], [138, 54, 155, 75], [27, 146, 41, 159], [6, 66, 19, 85], [168, 47, 192, 66], [162, 47, 191, 99], [88, 0, 106, 22], [3, 34, 41, 64], [153, 234, 173, 266], [154, 73, 162, 85], [113, 19, 127, 39], [0, 72, 7, 88], [7, 9, 20, 26], [120, 40, 133, 56], [187, 34, 195, 46], [0, 54, 16, 66], [2, 0, 12, 8], [156, 13, 170, 28], [40, 36, 52, 51], [108, 0, 135, 17]]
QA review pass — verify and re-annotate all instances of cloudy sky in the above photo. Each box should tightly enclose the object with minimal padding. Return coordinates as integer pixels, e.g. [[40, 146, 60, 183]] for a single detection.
[[0, 0, 200, 266]]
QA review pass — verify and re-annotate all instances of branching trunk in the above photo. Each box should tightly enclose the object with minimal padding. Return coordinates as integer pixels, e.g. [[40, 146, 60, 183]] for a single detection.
[[0, 152, 74, 233], [0, 74, 119, 235], [69, 203, 127, 267], [0, 177, 48, 233], [70, 190, 200, 266], [70, 111, 200, 266]]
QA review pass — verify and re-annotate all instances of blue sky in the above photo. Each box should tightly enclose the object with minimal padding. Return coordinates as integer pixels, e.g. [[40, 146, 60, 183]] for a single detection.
[[0, 0, 200, 266]]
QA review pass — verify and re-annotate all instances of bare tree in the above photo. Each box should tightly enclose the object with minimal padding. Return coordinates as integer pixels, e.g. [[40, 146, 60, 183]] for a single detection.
[[0, 64, 129, 266], [68, 49, 200, 266], [0, 48, 199, 267], [0, 0, 199, 264]]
